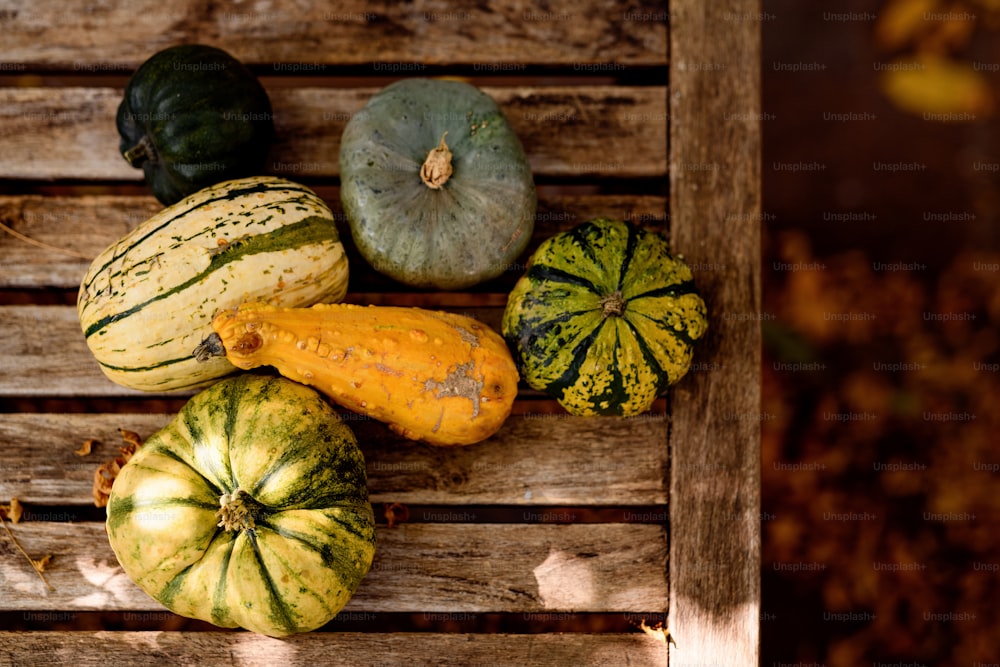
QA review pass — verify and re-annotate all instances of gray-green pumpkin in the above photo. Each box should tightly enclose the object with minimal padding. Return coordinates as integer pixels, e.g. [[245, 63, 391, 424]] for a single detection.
[[339, 78, 536, 290]]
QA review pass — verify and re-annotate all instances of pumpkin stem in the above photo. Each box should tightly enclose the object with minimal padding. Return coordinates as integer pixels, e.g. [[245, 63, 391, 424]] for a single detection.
[[420, 131, 453, 189], [122, 135, 156, 168], [600, 291, 626, 317], [216, 488, 262, 532]]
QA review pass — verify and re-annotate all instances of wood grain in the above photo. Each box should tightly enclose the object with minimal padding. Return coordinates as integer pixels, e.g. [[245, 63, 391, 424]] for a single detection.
[[0, 0, 667, 69], [0, 412, 669, 506], [0, 86, 667, 181], [0, 0, 766, 657], [0, 306, 101, 397], [0, 193, 668, 290], [0, 632, 669, 667], [0, 522, 667, 613], [667, 0, 762, 664]]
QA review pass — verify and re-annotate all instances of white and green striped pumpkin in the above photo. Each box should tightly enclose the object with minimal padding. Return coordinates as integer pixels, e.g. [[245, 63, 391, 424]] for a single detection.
[[502, 218, 708, 417], [106, 374, 376, 637], [77, 176, 349, 392]]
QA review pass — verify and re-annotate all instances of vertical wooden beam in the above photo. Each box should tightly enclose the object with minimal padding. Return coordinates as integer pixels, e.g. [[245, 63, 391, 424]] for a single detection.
[[668, 0, 762, 664]]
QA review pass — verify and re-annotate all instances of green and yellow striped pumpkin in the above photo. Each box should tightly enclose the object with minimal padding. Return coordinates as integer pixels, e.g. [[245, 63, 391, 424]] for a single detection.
[[502, 218, 708, 416], [77, 176, 349, 392], [106, 374, 376, 637]]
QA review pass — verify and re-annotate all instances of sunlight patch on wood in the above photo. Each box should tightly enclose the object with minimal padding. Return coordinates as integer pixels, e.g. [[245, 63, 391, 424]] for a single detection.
[[71, 556, 145, 609], [668, 600, 758, 666], [230, 632, 301, 664], [532, 547, 598, 608]]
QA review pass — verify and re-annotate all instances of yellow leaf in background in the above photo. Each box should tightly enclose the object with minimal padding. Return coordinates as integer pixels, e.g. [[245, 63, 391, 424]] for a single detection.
[[879, 54, 994, 119], [921, 11, 977, 52], [875, 0, 942, 50]]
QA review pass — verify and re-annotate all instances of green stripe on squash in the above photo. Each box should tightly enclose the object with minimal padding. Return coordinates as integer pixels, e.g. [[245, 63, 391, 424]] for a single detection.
[[502, 218, 709, 417], [105, 374, 376, 637], [77, 176, 350, 392]]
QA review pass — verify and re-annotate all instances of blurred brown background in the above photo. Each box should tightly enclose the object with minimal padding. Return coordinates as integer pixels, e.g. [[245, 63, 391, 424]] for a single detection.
[[762, 0, 1000, 663]]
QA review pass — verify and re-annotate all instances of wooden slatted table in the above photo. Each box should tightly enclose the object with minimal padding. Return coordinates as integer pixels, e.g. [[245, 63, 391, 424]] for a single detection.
[[0, 1, 761, 664]]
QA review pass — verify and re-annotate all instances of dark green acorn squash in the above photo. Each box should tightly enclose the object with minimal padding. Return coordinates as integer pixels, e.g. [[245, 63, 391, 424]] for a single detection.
[[339, 78, 536, 290], [502, 218, 709, 417], [106, 374, 376, 637], [117, 44, 274, 205]]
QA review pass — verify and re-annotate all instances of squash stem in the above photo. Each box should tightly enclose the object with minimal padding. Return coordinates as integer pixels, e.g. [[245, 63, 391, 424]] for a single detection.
[[600, 291, 626, 317], [122, 135, 156, 167], [216, 488, 262, 532], [420, 131, 453, 189], [193, 333, 227, 362]]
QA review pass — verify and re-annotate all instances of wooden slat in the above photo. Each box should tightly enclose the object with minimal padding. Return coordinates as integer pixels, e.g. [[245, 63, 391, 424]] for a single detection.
[[0, 631, 669, 667], [0, 412, 668, 506], [0, 522, 667, 613], [667, 0, 762, 664], [0, 0, 666, 69], [0, 193, 668, 290], [0, 86, 667, 181], [0, 305, 106, 397]]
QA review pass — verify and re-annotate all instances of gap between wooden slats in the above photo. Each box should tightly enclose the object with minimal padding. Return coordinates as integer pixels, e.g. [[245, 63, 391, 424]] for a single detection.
[[0, 193, 667, 290], [0, 611, 665, 633], [0, 631, 669, 666], [0, 87, 667, 181], [0, 412, 668, 507], [0, 523, 668, 614]]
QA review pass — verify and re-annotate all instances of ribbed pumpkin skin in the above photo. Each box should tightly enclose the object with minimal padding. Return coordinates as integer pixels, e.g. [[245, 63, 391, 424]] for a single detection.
[[340, 78, 536, 290], [502, 219, 708, 417], [117, 44, 274, 205], [106, 374, 376, 638], [77, 176, 348, 392]]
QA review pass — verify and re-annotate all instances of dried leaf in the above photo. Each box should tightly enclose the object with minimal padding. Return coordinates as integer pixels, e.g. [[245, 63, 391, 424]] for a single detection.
[[92, 429, 143, 507], [639, 620, 676, 646], [119, 428, 142, 449], [9, 497, 23, 524], [75, 439, 96, 457], [383, 502, 410, 528], [0, 498, 25, 523], [880, 53, 994, 119], [32, 554, 53, 572]]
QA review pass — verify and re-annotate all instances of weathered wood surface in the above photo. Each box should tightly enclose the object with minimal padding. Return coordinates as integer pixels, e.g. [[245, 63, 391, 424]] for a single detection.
[[0, 522, 667, 613], [0, 86, 667, 181], [0, 412, 668, 506], [0, 0, 764, 661], [0, 0, 667, 69], [667, 0, 762, 664], [0, 631, 669, 667], [0, 193, 668, 290], [1, 305, 112, 397]]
